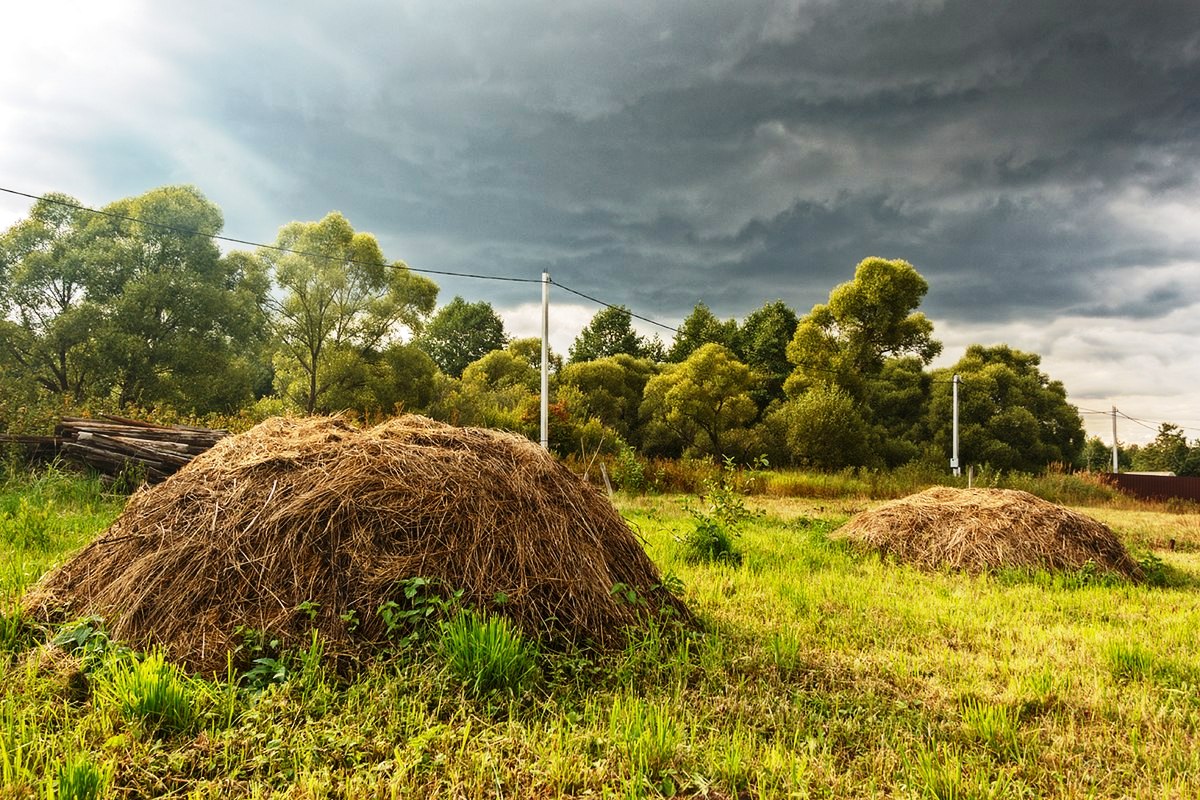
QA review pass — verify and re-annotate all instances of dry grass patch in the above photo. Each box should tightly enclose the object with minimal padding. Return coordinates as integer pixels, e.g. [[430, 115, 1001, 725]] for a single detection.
[[836, 486, 1143, 580], [23, 415, 690, 673]]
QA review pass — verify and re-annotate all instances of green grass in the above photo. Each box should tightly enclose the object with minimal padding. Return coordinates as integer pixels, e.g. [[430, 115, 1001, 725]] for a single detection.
[[0, 470, 1199, 796]]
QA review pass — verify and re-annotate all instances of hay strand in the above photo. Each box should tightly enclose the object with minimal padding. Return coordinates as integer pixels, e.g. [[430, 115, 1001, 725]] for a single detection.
[[836, 487, 1143, 580], [23, 416, 691, 673]]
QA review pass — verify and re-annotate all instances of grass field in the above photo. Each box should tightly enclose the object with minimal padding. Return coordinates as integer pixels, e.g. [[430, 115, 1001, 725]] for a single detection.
[[2, 468, 1199, 798]]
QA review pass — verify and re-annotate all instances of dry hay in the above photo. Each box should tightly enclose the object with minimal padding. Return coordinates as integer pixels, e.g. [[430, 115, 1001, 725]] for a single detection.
[[23, 415, 691, 673], [836, 486, 1143, 580]]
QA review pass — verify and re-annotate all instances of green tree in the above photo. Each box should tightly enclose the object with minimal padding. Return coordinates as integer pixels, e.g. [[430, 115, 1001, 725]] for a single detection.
[[639, 344, 756, 458], [0, 194, 99, 402], [462, 349, 538, 392], [1131, 424, 1200, 476], [667, 302, 737, 362], [762, 384, 873, 470], [1, 187, 270, 413], [733, 299, 798, 409], [262, 211, 438, 413], [927, 345, 1085, 472], [568, 306, 653, 363], [414, 297, 507, 378], [785, 257, 940, 399], [556, 354, 659, 445], [506, 336, 562, 374]]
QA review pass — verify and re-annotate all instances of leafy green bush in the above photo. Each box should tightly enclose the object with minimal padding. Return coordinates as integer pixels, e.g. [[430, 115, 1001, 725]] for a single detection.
[[439, 612, 539, 697], [378, 576, 463, 648], [677, 458, 760, 565]]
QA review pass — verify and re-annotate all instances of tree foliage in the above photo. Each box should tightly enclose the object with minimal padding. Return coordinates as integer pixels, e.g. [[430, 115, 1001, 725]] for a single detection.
[[0, 187, 270, 413], [263, 212, 438, 413], [639, 344, 756, 458], [785, 257, 940, 399], [763, 384, 873, 470], [556, 354, 659, 445], [414, 297, 507, 379], [667, 302, 737, 363], [927, 345, 1085, 472], [733, 299, 798, 409], [568, 306, 655, 363], [1131, 424, 1200, 476]]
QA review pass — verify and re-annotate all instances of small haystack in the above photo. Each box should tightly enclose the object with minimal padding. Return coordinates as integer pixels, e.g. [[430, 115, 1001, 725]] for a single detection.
[[24, 416, 690, 673], [836, 487, 1143, 580]]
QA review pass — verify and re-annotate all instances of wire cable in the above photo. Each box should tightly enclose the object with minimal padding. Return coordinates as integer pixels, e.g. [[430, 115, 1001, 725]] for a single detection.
[[0, 186, 541, 285]]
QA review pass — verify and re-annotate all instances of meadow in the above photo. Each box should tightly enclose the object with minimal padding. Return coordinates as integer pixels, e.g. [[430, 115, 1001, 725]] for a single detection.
[[1, 466, 1199, 798]]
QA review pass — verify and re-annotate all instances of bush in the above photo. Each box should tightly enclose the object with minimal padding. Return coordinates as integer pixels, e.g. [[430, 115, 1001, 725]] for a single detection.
[[767, 385, 874, 470]]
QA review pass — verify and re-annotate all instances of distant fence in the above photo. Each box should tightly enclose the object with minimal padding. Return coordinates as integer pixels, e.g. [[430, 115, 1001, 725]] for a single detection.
[[1101, 473, 1200, 503]]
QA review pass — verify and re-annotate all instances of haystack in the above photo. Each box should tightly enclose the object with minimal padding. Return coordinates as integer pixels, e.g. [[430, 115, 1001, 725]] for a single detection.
[[23, 415, 690, 673], [836, 487, 1143, 580]]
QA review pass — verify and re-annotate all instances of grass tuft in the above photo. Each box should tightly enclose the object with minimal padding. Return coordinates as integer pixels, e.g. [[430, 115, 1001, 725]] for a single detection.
[[439, 612, 539, 697]]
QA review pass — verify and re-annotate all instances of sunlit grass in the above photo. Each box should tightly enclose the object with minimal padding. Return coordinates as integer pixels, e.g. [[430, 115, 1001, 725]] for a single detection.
[[0, 471, 1197, 797]]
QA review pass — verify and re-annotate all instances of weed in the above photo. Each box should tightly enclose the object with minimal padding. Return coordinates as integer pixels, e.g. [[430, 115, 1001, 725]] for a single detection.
[[439, 612, 539, 697], [608, 696, 680, 780], [0, 608, 38, 655], [961, 698, 1023, 760], [100, 650, 196, 736], [0, 496, 54, 550], [379, 576, 464, 647], [677, 457, 760, 565], [50, 754, 111, 800]]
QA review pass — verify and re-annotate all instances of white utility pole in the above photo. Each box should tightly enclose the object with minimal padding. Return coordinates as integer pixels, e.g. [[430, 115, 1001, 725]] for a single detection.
[[951, 373, 961, 477], [540, 272, 550, 451], [1111, 405, 1119, 473]]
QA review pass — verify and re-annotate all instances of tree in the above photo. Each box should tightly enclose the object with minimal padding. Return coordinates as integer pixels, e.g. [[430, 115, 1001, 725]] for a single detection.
[[927, 345, 1085, 472], [0, 194, 99, 402], [639, 344, 756, 458], [556, 354, 659, 444], [414, 297, 507, 378], [785, 257, 940, 399], [667, 302, 737, 362], [1132, 424, 1200, 476], [762, 384, 873, 470], [1, 186, 271, 413], [263, 212, 438, 413], [733, 299, 798, 409], [568, 306, 654, 363], [507, 336, 562, 374]]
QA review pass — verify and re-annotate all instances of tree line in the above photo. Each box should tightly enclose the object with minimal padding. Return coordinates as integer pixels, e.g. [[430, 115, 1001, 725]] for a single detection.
[[1, 184, 1160, 474]]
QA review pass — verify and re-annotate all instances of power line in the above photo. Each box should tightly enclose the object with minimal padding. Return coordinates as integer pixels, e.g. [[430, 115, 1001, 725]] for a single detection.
[[551, 280, 680, 334], [0, 186, 541, 285]]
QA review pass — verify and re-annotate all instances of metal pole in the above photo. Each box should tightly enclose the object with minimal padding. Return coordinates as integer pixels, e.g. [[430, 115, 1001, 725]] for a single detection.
[[1111, 405, 1118, 473], [951, 373, 960, 477], [540, 272, 550, 451]]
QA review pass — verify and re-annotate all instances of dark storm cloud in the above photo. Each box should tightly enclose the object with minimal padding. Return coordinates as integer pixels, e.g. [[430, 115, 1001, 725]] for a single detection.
[[137, 0, 1200, 325]]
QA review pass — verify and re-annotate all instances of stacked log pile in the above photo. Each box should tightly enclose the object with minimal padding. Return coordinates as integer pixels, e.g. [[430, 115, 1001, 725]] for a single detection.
[[54, 416, 227, 483]]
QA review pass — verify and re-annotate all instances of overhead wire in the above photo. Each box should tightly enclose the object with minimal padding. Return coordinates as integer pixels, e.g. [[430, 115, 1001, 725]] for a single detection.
[[4, 185, 1196, 434], [0, 186, 541, 285]]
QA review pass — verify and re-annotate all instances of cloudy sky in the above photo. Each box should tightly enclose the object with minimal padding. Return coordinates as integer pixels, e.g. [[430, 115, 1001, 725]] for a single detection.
[[3, 0, 1199, 444]]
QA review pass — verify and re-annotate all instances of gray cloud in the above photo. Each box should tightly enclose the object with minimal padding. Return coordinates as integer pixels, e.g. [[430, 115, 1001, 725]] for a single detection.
[[2, 0, 1199, 435]]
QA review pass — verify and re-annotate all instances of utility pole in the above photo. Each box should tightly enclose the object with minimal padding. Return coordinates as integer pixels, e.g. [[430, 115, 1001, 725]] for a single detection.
[[1111, 405, 1119, 473], [951, 373, 961, 477], [540, 272, 550, 451]]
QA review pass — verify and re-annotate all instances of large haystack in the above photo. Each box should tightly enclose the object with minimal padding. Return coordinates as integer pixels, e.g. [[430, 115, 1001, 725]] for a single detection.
[[24, 416, 690, 672], [836, 487, 1143, 580]]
